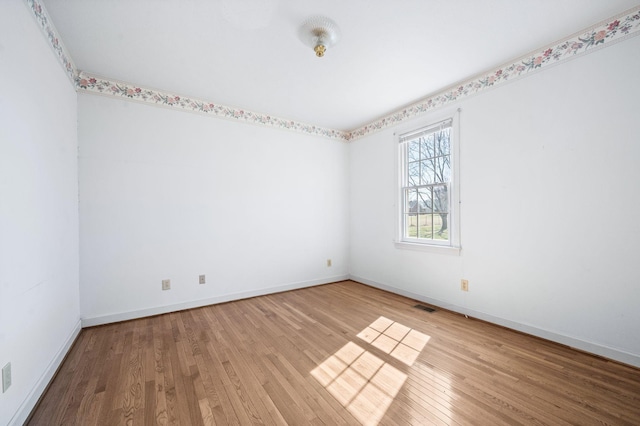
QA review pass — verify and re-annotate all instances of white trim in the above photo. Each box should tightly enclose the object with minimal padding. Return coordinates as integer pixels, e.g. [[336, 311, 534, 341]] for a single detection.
[[349, 275, 640, 369], [8, 276, 640, 426], [81, 275, 349, 327], [393, 241, 461, 255], [9, 320, 82, 426]]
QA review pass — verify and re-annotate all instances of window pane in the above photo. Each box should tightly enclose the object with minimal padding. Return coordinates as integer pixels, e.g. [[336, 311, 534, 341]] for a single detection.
[[433, 214, 449, 240], [417, 214, 432, 239], [407, 161, 419, 186], [433, 185, 448, 213], [417, 187, 432, 213], [436, 129, 451, 155], [420, 160, 435, 185], [405, 214, 417, 238], [420, 135, 435, 159], [433, 155, 450, 183], [408, 141, 420, 162], [405, 189, 417, 214]]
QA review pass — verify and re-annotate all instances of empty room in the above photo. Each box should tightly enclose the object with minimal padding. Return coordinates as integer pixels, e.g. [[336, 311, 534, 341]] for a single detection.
[[1, 0, 640, 424]]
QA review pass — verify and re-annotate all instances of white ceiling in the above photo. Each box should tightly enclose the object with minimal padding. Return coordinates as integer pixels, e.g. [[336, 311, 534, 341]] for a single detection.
[[43, 0, 638, 131]]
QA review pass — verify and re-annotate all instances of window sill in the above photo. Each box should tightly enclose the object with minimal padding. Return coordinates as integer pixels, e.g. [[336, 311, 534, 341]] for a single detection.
[[394, 241, 461, 255]]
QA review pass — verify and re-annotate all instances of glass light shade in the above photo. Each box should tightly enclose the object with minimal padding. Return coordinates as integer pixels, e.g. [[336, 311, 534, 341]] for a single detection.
[[298, 16, 341, 57]]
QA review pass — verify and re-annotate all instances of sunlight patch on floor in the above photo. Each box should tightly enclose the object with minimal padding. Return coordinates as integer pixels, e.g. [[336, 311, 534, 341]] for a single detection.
[[357, 317, 430, 365], [311, 317, 431, 425]]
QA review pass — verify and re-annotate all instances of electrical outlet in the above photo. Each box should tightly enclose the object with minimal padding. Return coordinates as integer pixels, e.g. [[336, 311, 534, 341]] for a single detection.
[[199, 274, 206, 285], [461, 279, 469, 292], [2, 362, 11, 393], [162, 279, 171, 291], [327, 259, 332, 267]]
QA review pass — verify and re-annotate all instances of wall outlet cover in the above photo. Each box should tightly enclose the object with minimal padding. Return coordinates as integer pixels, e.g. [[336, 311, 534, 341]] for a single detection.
[[461, 279, 469, 292]]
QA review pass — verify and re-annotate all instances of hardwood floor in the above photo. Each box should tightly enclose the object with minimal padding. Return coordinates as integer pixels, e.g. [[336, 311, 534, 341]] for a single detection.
[[28, 281, 640, 425]]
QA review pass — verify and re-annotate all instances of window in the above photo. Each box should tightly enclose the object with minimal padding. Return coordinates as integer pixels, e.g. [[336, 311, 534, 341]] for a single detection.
[[397, 114, 460, 252]]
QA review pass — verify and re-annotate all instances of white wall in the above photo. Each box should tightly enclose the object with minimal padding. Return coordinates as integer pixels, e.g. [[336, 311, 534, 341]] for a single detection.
[[349, 36, 640, 367], [78, 94, 349, 324], [2, 6, 638, 425], [0, 3, 80, 425]]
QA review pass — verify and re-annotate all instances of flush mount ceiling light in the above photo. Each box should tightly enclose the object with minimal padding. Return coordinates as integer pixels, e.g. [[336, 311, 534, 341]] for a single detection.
[[298, 16, 341, 57]]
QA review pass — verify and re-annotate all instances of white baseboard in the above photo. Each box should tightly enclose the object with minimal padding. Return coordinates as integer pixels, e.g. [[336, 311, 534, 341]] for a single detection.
[[82, 275, 350, 328], [9, 319, 82, 426], [15, 274, 636, 426], [350, 274, 640, 369]]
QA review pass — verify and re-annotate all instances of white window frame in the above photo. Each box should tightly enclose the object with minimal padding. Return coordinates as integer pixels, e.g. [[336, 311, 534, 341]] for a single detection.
[[394, 108, 461, 255]]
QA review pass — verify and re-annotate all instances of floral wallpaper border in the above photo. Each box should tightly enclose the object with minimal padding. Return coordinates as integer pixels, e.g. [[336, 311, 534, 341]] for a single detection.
[[347, 6, 640, 141], [25, 0, 640, 142], [76, 72, 349, 141], [25, 0, 78, 84]]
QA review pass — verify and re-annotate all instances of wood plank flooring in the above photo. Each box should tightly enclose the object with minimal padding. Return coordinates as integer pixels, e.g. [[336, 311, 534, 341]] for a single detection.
[[28, 281, 640, 425]]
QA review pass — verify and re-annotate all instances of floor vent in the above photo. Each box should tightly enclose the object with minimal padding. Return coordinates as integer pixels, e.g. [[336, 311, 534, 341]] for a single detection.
[[414, 304, 436, 313]]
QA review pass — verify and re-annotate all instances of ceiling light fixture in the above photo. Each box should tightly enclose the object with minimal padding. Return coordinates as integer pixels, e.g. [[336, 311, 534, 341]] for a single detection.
[[298, 16, 340, 57]]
